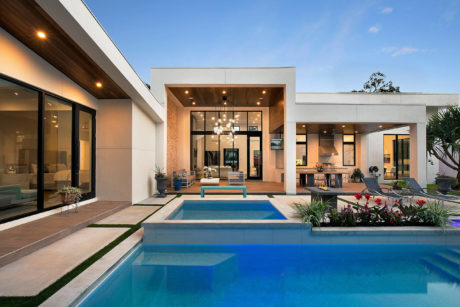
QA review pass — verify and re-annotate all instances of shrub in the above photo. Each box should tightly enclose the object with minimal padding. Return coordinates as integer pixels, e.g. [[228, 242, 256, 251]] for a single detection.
[[340, 205, 356, 226], [328, 209, 341, 226], [420, 200, 454, 228], [294, 199, 330, 227]]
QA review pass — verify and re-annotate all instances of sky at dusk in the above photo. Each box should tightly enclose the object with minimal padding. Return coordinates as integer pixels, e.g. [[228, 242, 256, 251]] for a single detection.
[[85, 0, 460, 94]]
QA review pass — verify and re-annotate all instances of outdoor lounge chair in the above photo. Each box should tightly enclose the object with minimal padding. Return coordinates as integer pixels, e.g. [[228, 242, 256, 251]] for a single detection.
[[404, 178, 459, 206], [362, 177, 411, 204]]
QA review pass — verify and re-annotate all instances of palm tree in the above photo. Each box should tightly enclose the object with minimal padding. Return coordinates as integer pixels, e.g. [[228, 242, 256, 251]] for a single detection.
[[427, 106, 460, 181]]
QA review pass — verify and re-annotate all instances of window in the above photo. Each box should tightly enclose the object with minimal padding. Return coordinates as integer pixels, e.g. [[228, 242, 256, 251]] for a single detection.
[[383, 134, 410, 180], [0, 78, 39, 220], [0, 75, 96, 222], [190, 111, 262, 179], [44, 95, 72, 208], [296, 134, 307, 166], [343, 134, 355, 166]]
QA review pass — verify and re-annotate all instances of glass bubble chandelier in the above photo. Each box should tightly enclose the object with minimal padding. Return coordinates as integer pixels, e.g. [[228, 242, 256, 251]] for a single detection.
[[213, 93, 237, 142]]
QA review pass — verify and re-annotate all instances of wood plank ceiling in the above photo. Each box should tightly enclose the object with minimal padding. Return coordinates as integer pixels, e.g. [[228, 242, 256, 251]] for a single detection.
[[168, 86, 284, 107], [0, 1, 129, 99]]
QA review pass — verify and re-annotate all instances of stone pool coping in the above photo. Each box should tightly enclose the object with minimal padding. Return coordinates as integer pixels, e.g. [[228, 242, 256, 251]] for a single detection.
[[143, 195, 300, 223], [41, 229, 143, 307]]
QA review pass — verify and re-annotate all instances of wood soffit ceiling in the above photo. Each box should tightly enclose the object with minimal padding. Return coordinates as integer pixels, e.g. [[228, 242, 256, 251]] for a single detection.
[[0, 1, 129, 99], [168, 86, 284, 108]]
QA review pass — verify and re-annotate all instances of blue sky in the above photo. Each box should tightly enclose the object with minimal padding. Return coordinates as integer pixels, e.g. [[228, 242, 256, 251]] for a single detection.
[[85, 0, 460, 93]]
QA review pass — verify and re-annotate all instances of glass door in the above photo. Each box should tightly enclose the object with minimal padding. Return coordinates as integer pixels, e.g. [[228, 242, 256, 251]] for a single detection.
[[248, 136, 262, 179], [75, 107, 95, 199], [397, 135, 410, 179]]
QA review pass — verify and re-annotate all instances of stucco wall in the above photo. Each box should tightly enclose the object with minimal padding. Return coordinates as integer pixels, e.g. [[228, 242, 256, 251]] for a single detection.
[[96, 99, 132, 201], [0, 28, 98, 110], [132, 102, 156, 203]]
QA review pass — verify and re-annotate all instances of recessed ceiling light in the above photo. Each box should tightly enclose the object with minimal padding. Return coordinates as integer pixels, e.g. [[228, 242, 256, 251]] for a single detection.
[[37, 31, 46, 39], [51, 120, 57, 124], [257, 101, 260, 105], [262, 90, 266, 94], [14, 92, 18, 96], [323, 130, 327, 134], [54, 124, 59, 128], [224, 102, 227, 105], [222, 90, 227, 94], [302, 124, 306, 128], [96, 82, 102, 88], [341, 125, 346, 128], [354, 130, 358, 133], [192, 101, 196, 105], [378, 125, 383, 128]]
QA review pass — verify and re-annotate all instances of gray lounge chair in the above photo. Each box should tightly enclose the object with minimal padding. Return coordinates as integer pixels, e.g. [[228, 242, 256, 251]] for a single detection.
[[404, 178, 459, 206], [362, 177, 411, 204]]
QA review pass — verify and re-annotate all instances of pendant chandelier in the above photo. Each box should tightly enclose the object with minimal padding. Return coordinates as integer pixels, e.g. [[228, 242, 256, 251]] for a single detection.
[[213, 92, 237, 142]]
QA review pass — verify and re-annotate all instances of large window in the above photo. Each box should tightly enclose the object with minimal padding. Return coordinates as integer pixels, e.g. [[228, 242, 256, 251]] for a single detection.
[[383, 134, 410, 180], [191, 111, 262, 180], [296, 134, 307, 166], [0, 75, 96, 222], [343, 134, 356, 166], [0, 78, 38, 221]]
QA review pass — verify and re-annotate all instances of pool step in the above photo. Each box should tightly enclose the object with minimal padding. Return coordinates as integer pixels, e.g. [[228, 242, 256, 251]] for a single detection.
[[422, 249, 460, 283], [132, 252, 238, 291]]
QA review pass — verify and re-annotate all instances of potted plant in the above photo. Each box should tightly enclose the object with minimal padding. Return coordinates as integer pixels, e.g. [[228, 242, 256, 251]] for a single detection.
[[350, 168, 364, 183], [173, 174, 182, 191], [436, 173, 452, 195], [315, 163, 324, 173], [56, 185, 82, 205], [154, 165, 168, 198]]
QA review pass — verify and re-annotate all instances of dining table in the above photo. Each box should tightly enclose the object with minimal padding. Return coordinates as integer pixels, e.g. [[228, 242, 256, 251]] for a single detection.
[[298, 170, 345, 188]]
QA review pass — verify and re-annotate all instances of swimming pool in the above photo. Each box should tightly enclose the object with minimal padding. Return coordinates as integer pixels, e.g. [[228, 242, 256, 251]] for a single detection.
[[168, 200, 286, 220], [79, 244, 460, 306]]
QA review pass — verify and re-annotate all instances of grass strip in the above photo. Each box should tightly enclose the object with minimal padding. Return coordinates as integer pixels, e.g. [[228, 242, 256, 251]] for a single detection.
[[0, 206, 161, 307]]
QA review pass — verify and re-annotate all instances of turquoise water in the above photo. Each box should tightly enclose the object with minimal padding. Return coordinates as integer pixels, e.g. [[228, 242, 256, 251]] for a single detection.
[[168, 201, 286, 220], [80, 244, 460, 307]]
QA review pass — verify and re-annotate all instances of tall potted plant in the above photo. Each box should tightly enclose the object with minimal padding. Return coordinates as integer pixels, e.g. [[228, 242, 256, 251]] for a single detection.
[[154, 166, 168, 198]]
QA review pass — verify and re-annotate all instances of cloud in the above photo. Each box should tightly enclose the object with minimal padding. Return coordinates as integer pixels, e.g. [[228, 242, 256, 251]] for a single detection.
[[381, 46, 434, 57], [381, 7, 393, 14], [368, 25, 381, 33]]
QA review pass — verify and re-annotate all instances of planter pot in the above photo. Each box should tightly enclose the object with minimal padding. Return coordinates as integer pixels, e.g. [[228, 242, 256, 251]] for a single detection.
[[436, 177, 451, 195], [174, 179, 182, 191], [155, 177, 168, 198], [60, 192, 75, 205]]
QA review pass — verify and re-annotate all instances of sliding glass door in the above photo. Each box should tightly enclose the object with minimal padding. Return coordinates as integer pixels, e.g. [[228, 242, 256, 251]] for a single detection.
[[77, 108, 95, 198], [383, 134, 410, 180], [0, 74, 96, 222]]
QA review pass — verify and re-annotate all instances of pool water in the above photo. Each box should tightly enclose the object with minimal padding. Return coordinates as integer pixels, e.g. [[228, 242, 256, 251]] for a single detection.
[[80, 244, 460, 307], [168, 201, 286, 220]]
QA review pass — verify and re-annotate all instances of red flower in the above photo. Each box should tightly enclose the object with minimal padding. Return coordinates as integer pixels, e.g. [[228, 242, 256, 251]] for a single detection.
[[416, 200, 426, 206], [374, 198, 382, 205], [355, 193, 363, 200]]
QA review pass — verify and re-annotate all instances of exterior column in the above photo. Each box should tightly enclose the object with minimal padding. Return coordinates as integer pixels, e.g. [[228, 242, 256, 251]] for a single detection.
[[360, 133, 369, 178], [285, 121, 297, 194], [410, 123, 427, 188]]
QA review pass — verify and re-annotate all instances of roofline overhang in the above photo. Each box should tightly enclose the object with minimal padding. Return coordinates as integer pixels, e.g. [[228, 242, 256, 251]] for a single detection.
[[37, 0, 164, 123]]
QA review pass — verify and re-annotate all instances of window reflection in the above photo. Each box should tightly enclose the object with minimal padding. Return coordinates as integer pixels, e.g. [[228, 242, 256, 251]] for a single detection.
[[0, 79, 38, 221], [44, 96, 72, 208]]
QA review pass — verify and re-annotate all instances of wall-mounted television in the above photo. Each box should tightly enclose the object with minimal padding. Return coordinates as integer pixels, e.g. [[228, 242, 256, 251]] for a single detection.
[[271, 138, 283, 150]]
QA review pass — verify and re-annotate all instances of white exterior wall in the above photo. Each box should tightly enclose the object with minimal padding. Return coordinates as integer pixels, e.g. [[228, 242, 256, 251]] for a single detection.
[[0, 28, 98, 109], [151, 67, 296, 191], [132, 102, 156, 203], [96, 100, 133, 201]]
